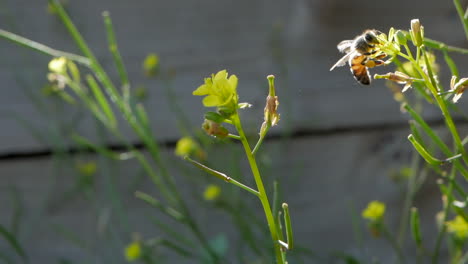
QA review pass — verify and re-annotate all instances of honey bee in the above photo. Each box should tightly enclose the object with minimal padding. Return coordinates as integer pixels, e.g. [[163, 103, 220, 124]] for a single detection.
[[330, 29, 387, 85]]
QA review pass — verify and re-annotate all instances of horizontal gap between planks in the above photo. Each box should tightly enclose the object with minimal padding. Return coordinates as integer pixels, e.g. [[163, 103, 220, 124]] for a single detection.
[[0, 118, 464, 162]]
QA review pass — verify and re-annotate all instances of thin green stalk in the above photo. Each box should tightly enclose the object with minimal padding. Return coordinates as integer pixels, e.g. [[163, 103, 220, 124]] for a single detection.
[[252, 124, 270, 155], [381, 224, 405, 264], [228, 134, 241, 140], [405, 104, 468, 179], [184, 156, 259, 196], [0, 28, 90, 65], [233, 114, 283, 264], [432, 167, 457, 264], [408, 48, 467, 166], [49, 3, 219, 260], [397, 149, 420, 246], [424, 38, 468, 54], [282, 203, 294, 250], [454, 0, 468, 41], [102, 11, 130, 95]]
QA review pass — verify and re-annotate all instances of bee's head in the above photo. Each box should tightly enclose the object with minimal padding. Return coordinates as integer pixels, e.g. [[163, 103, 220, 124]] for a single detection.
[[364, 30, 382, 44]]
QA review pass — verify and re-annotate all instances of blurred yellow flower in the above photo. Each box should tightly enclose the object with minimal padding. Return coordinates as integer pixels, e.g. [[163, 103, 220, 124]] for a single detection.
[[124, 241, 142, 262], [48, 57, 67, 74], [446, 216, 468, 239], [175, 136, 205, 159], [362, 201, 386, 221], [203, 184, 221, 201], [175, 137, 196, 157], [143, 53, 159, 77], [76, 161, 97, 176]]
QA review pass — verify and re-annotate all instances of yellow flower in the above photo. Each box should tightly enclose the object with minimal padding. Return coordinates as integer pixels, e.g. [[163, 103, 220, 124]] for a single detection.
[[446, 216, 468, 239], [362, 201, 386, 221], [76, 161, 97, 176], [124, 241, 142, 262], [175, 136, 205, 158], [193, 70, 238, 109], [48, 57, 68, 74], [203, 184, 221, 201], [143, 53, 160, 77]]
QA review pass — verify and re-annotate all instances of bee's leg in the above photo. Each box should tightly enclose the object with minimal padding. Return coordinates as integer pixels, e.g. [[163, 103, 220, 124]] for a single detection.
[[362, 50, 379, 56], [374, 52, 387, 59], [362, 57, 386, 68]]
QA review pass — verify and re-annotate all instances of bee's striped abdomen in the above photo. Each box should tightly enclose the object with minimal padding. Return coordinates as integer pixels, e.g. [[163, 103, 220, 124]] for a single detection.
[[350, 54, 371, 85]]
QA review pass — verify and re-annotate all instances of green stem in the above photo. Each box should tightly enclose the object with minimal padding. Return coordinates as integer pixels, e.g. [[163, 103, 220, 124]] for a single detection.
[[282, 203, 294, 250], [397, 149, 420, 246], [409, 48, 467, 165], [252, 124, 270, 155], [49, 1, 219, 261], [0, 28, 90, 65], [184, 156, 259, 196], [454, 0, 468, 41], [233, 114, 283, 263], [102, 11, 130, 93], [382, 224, 405, 264], [432, 167, 457, 264], [424, 38, 468, 54], [228, 134, 241, 140]]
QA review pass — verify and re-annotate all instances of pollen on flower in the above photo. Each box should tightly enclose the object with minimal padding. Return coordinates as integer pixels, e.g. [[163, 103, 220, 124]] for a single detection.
[[203, 184, 221, 201], [446, 216, 468, 240], [362, 201, 386, 221]]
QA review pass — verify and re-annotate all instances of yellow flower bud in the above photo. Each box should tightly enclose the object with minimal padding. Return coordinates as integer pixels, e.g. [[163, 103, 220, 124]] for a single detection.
[[446, 216, 468, 240], [203, 184, 221, 201], [362, 201, 386, 221], [124, 241, 142, 262], [410, 19, 424, 47], [48, 57, 68, 74]]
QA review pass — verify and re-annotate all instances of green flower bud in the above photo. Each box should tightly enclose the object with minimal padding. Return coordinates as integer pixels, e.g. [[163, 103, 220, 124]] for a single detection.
[[202, 119, 229, 138], [410, 19, 424, 47], [395, 30, 407, 46]]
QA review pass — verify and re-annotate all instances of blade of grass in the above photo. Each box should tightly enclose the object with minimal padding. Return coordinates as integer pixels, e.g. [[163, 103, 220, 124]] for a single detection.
[[0, 224, 27, 261]]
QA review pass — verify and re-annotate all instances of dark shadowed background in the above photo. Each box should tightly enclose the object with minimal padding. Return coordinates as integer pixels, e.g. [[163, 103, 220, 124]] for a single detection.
[[1, 0, 468, 263]]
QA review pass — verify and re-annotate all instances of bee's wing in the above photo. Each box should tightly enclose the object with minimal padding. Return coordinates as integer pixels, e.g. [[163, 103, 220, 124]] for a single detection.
[[330, 51, 354, 71], [337, 40, 353, 53]]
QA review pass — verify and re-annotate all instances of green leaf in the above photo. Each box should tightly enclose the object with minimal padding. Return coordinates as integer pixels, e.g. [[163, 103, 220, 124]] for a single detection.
[[204, 112, 225, 123]]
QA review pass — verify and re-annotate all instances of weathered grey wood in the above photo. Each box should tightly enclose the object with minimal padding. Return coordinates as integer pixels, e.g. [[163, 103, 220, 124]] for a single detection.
[[0, 127, 449, 263], [0, 0, 467, 153]]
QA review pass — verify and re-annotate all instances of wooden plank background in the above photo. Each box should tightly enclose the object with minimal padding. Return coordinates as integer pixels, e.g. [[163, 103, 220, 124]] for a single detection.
[[0, 0, 467, 262]]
